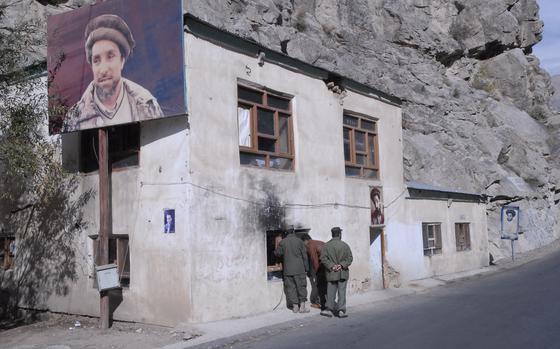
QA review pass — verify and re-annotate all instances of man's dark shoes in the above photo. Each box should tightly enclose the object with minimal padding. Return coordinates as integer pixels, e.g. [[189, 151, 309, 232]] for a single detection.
[[338, 310, 348, 318], [320, 309, 333, 317]]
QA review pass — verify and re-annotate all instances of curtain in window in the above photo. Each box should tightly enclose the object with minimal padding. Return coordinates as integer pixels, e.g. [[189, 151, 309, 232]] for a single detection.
[[237, 107, 251, 147]]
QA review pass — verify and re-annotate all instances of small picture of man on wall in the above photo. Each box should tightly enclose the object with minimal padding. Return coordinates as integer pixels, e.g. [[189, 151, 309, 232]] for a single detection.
[[164, 209, 175, 234], [64, 14, 163, 131]]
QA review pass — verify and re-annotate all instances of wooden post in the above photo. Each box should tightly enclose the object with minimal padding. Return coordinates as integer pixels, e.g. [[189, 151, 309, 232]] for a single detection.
[[98, 128, 110, 329], [380, 230, 387, 289]]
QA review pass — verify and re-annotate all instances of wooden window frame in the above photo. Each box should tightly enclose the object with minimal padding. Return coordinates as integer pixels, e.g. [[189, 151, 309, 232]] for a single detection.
[[93, 235, 130, 288], [422, 222, 442, 256], [237, 84, 294, 170], [80, 123, 141, 174], [455, 223, 472, 252], [0, 236, 16, 270], [342, 111, 380, 179], [266, 230, 283, 281]]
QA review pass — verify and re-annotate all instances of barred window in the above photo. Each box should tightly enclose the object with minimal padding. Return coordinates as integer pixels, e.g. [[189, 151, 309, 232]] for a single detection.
[[422, 223, 442, 256]]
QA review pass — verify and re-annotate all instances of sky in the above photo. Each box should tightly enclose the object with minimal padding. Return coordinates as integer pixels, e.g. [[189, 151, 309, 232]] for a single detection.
[[534, 0, 560, 76]]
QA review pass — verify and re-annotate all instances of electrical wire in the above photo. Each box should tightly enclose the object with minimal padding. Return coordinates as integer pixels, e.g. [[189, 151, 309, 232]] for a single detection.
[[140, 180, 406, 211], [272, 287, 284, 311]]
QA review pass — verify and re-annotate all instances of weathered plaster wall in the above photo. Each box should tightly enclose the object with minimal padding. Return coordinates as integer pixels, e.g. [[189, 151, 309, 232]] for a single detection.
[[386, 198, 489, 283], [51, 116, 192, 326], [184, 32, 404, 322]]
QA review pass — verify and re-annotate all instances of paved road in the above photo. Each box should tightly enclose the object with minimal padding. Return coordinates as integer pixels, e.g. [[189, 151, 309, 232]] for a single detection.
[[194, 250, 560, 349]]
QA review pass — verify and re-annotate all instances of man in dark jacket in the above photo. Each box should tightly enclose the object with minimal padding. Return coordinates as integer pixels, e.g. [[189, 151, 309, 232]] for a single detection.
[[302, 234, 326, 309], [275, 229, 310, 313], [320, 227, 353, 318]]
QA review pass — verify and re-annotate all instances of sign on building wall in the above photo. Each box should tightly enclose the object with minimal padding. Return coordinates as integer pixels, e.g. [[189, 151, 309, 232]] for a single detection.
[[370, 187, 384, 226], [164, 208, 175, 234], [47, 0, 186, 134], [500, 206, 519, 240]]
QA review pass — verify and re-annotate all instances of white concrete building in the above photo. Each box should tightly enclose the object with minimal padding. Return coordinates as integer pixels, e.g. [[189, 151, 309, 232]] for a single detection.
[[37, 14, 489, 326]]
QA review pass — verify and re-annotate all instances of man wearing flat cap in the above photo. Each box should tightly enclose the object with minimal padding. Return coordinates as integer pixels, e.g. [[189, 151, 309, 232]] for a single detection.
[[320, 226, 353, 318], [64, 14, 163, 131]]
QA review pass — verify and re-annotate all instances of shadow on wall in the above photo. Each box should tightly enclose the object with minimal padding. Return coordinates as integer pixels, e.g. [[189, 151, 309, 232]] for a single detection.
[[256, 179, 286, 232], [0, 165, 93, 323]]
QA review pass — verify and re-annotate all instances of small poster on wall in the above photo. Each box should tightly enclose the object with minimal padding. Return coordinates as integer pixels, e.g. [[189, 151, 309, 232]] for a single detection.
[[164, 208, 175, 234], [500, 206, 519, 240], [370, 187, 384, 226]]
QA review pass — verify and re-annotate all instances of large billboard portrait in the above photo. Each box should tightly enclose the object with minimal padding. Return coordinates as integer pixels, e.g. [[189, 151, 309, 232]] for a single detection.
[[500, 206, 520, 240], [47, 0, 186, 134]]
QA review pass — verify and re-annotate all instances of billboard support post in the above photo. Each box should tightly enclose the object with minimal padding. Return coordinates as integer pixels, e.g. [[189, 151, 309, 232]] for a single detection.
[[99, 128, 110, 329]]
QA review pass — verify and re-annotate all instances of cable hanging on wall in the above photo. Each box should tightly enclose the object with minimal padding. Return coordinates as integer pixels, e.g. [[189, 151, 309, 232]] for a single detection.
[[140, 180, 407, 211]]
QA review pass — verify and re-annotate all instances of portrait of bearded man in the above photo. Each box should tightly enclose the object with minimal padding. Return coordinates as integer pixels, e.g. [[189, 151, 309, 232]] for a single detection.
[[64, 14, 163, 131]]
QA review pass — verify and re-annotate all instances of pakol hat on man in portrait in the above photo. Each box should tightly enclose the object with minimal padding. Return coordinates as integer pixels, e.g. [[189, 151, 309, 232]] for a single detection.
[[64, 14, 163, 131]]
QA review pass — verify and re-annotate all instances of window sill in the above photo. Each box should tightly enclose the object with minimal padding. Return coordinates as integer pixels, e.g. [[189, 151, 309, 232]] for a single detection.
[[240, 164, 295, 173], [79, 165, 140, 176]]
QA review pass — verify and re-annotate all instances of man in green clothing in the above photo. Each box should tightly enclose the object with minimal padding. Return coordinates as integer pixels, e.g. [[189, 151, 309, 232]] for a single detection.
[[320, 226, 353, 318], [275, 229, 310, 313]]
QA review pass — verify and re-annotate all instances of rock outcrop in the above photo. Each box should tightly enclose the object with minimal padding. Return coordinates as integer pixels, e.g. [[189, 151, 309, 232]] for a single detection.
[[4, 0, 560, 260], [551, 75, 560, 111]]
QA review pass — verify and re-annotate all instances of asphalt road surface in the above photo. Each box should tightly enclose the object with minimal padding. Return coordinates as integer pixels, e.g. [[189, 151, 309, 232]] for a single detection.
[[195, 250, 560, 349]]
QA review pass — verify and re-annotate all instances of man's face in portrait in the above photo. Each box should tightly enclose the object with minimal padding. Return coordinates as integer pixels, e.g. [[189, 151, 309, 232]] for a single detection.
[[373, 193, 380, 209], [506, 212, 514, 222], [91, 39, 125, 100], [166, 213, 173, 225]]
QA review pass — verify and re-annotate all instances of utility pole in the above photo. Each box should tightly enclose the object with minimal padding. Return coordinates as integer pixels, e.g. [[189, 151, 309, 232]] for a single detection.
[[98, 128, 110, 329], [94, 0, 110, 330]]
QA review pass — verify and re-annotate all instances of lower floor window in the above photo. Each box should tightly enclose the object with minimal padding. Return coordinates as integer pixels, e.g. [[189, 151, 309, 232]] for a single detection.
[[455, 223, 471, 251], [93, 235, 130, 288], [422, 223, 442, 256], [266, 230, 283, 281], [0, 237, 16, 270]]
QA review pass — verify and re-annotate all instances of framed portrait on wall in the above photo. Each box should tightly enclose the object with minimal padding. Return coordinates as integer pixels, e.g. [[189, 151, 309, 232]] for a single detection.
[[370, 187, 384, 226], [164, 208, 175, 234], [500, 206, 519, 240]]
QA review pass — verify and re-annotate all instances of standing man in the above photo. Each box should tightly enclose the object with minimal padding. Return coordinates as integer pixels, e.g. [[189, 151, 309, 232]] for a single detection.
[[64, 14, 163, 131], [275, 229, 310, 313], [320, 227, 353, 318], [302, 234, 326, 310]]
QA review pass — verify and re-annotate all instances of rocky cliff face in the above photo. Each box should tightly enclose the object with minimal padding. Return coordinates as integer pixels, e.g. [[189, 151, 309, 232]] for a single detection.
[[551, 75, 560, 111], [4, 0, 560, 260]]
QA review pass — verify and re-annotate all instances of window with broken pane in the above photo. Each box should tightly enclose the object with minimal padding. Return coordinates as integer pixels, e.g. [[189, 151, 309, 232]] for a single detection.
[[342, 111, 379, 179], [237, 84, 294, 170]]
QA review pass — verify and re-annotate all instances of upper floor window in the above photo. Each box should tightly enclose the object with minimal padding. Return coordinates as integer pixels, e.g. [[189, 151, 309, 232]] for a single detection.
[[80, 123, 140, 173], [343, 112, 379, 178], [237, 84, 294, 170]]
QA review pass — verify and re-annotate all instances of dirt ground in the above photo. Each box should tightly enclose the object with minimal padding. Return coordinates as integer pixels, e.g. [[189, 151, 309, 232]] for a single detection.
[[0, 314, 186, 349]]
